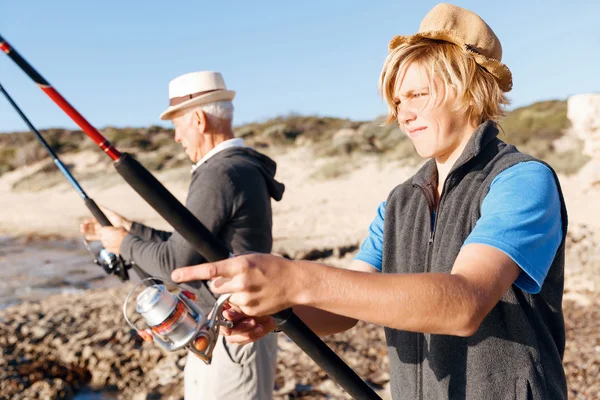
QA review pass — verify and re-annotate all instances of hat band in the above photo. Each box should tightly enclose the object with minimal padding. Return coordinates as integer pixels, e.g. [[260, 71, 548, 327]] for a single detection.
[[169, 89, 220, 106]]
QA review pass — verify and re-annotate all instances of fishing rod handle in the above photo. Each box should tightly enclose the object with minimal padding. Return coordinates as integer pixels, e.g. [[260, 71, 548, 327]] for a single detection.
[[84, 197, 112, 227]]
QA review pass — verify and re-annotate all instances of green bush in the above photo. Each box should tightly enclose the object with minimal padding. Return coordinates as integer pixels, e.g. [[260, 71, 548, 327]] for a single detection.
[[497, 99, 587, 174], [499, 100, 569, 146], [0, 147, 16, 176], [520, 139, 590, 176]]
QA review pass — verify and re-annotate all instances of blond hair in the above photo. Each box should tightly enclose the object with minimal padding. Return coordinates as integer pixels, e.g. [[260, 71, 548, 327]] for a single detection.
[[379, 39, 509, 125]]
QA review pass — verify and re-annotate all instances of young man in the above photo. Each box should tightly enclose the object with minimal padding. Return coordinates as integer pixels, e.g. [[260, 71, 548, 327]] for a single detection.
[[172, 5, 568, 399], [81, 71, 284, 400]]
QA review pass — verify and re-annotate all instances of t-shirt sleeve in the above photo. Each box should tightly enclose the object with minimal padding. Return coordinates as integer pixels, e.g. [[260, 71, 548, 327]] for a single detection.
[[463, 161, 563, 294], [354, 201, 386, 271]]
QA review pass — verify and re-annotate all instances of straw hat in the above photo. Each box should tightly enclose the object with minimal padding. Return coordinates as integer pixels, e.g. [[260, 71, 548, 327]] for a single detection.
[[159, 71, 236, 120], [388, 3, 512, 92]]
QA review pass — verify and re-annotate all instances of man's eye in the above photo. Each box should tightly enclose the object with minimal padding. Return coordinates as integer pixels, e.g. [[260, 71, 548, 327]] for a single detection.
[[414, 93, 427, 98]]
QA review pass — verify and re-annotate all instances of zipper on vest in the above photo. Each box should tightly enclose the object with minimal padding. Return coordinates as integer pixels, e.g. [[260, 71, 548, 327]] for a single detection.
[[416, 180, 452, 399], [414, 183, 437, 400], [414, 184, 436, 248], [413, 160, 471, 398]]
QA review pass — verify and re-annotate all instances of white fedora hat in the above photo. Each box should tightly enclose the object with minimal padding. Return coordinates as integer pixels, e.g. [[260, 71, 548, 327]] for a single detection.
[[159, 71, 236, 120]]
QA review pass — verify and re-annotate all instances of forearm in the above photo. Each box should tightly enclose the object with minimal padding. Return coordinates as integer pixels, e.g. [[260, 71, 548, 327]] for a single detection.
[[293, 305, 358, 337], [128, 222, 172, 242], [295, 261, 480, 336], [120, 235, 177, 280], [120, 232, 204, 284]]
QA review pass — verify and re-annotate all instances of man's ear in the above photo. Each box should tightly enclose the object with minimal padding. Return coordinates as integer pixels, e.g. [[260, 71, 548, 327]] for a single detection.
[[194, 110, 208, 133]]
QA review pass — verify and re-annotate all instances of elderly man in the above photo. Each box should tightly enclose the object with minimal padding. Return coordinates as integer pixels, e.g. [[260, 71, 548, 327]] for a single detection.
[[81, 71, 284, 400]]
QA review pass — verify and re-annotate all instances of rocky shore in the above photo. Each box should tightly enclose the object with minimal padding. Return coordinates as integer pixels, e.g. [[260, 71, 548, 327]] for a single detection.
[[1, 224, 598, 399]]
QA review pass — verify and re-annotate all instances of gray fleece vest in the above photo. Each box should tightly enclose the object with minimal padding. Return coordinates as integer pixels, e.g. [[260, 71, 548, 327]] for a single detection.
[[382, 121, 568, 400]]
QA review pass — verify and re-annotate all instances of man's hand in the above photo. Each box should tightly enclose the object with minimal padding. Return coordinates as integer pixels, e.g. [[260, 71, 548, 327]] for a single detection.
[[219, 303, 277, 345], [99, 227, 129, 255], [80, 206, 132, 240], [172, 253, 303, 317]]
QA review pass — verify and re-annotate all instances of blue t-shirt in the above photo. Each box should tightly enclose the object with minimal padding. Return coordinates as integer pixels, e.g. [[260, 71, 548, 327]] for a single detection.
[[355, 161, 563, 294]]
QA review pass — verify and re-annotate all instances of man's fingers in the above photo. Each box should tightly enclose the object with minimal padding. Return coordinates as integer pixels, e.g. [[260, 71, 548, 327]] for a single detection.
[[172, 259, 245, 283], [80, 220, 97, 234], [81, 221, 100, 240], [171, 265, 216, 282], [99, 226, 115, 235], [223, 318, 257, 336], [260, 316, 277, 332], [210, 276, 242, 294], [222, 309, 247, 323], [223, 325, 266, 345], [219, 326, 233, 336]]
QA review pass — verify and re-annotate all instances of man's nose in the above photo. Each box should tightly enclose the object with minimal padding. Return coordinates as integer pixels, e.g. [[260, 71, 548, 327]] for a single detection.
[[397, 107, 417, 125]]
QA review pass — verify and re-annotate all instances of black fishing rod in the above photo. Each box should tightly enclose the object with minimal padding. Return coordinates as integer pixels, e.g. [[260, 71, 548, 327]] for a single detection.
[[0, 81, 157, 285], [0, 35, 380, 399]]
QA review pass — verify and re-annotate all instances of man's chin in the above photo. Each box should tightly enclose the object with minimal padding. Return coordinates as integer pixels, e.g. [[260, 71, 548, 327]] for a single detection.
[[186, 151, 197, 163]]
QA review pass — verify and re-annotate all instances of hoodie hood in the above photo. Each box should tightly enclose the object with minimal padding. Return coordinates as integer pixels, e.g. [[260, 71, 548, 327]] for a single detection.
[[213, 147, 285, 201]]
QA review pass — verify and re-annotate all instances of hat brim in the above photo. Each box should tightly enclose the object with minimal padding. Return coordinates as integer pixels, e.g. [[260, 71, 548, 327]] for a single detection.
[[388, 31, 513, 92], [159, 90, 236, 120]]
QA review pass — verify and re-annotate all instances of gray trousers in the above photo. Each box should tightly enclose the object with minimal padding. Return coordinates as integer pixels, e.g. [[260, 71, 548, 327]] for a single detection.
[[184, 333, 278, 400]]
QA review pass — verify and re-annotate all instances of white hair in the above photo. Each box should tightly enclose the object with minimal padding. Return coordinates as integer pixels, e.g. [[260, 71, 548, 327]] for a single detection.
[[184, 100, 234, 131], [198, 100, 234, 121]]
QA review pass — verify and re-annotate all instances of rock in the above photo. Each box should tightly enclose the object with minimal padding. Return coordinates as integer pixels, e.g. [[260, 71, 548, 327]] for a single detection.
[[19, 324, 30, 337], [568, 224, 589, 243], [13, 379, 74, 400], [131, 391, 148, 400], [177, 355, 188, 369], [577, 160, 600, 190], [147, 356, 183, 386], [369, 371, 390, 386], [89, 329, 115, 343], [81, 345, 93, 360], [567, 93, 600, 157], [567, 93, 600, 188], [31, 326, 48, 340]]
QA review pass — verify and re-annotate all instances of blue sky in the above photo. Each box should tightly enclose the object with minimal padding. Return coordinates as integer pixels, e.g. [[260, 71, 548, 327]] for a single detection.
[[1, 0, 598, 133]]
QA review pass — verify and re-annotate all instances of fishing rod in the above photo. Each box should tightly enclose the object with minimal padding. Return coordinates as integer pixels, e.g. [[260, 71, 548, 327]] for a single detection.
[[0, 81, 156, 283], [0, 35, 380, 399]]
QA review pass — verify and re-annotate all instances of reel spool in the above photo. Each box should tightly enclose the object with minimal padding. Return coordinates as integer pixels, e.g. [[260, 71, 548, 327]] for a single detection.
[[123, 278, 233, 364]]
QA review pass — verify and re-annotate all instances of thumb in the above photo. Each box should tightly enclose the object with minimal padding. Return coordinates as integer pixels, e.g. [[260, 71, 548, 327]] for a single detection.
[[98, 205, 123, 222]]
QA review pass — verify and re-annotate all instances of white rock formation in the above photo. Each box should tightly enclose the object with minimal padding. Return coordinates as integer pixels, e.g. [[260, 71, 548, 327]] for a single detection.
[[567, 93, 600, 188]]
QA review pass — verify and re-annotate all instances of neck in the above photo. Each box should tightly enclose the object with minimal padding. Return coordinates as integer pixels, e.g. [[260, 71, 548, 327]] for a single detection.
[[435, 122, 477, 195], [198, 131, 235, 160]]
